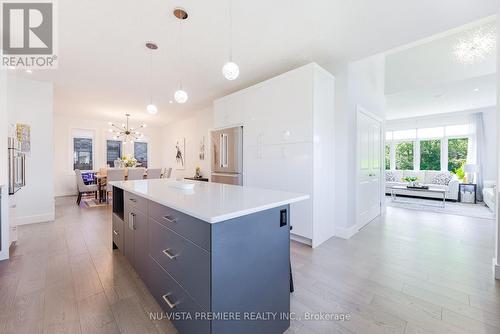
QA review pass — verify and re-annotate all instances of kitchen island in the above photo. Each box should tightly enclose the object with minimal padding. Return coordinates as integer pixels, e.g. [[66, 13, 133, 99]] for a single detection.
[[110, 179, 308, 334]]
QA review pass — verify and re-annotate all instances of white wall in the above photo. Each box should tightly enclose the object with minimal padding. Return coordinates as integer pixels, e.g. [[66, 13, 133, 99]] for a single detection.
[[161, 107, 214, 179], [0, 70, 9, 260], [333, 54, 386, 238], [482, 107, 497, 182], [7, 75, 55, 226], [53, 114, 163, 196]]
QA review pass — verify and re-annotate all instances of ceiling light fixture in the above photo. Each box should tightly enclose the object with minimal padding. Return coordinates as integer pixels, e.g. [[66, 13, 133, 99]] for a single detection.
[[145, 42, 159, 115], [473, 88, 480, 92], [174, 8, 189, 104], [25, 69, 32, 74], [108, 114, 146, 143], [454, 24, 496, 64], [222, 0, 239, 80]]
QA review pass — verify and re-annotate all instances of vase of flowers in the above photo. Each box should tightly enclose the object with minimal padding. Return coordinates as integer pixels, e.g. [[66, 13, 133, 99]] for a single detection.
[[403, 176, 418, 187], [122, 155, 138, 168]]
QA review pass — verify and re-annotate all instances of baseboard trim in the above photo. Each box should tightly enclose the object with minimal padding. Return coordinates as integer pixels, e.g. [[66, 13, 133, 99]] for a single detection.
[[334, 217, 377, 240], [14, 212, 55, 226], [290, 233, 312, 246]]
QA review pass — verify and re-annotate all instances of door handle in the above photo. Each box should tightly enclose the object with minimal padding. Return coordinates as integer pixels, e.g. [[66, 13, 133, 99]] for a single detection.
[[129, 212, 136, 230], [162, 294, 177, 309], [162, 249, 178, 260], [129, 198, 137, 203], [113, 230, 119, 236]]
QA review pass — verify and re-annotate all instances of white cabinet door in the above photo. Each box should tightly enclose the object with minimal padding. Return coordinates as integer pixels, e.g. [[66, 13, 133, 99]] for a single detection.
[[244, 143, 313, 239], [357, 110, 382, 227], [213, 94, 246, 129]]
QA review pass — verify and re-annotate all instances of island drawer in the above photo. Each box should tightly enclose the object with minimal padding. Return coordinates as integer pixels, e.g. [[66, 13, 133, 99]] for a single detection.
[[124, 191, 148, 213], [149, 256, 210, 334], [149, 218, 210, 310], [149, 201, 211, 251], [112, 213, 124, 250]]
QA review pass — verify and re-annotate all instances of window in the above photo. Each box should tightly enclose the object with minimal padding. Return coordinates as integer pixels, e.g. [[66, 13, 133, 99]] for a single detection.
[[106, 140, 122, 167], [448, 138, 468, 173], [73, 138, 93, 170], [420, 140, 441, 171], [417, 127, 444, 139], [385, 144, 391, 170], [395, 142, 414, 170], [393, 129, 416, 141], [134, 142, 148, 168]]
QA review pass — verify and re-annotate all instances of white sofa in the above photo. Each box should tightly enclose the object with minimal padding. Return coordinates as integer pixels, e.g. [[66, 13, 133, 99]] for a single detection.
[[483, 181, 496, 212], [385, 170, 460, 201]]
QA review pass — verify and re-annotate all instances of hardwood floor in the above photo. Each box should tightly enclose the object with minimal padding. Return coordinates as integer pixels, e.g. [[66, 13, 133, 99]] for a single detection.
[[0, 196, 498, 334]]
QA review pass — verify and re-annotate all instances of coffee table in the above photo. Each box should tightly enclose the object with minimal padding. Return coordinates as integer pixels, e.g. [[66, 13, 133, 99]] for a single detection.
[[389, 185, 447, 208]]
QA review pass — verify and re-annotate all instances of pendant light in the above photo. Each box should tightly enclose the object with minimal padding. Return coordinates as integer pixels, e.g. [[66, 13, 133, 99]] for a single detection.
[[174, 8, 189, 104], [146, 42, 158, 114], [222, 0, 239, 80]]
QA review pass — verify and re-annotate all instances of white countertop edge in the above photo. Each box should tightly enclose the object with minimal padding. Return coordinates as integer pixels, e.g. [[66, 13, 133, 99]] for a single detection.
[[110, 181, 310, 223]]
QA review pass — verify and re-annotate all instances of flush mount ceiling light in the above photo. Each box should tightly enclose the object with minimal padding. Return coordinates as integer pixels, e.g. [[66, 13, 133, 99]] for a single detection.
[[145, 42, 159, 114], [454, 24, 496, 64], [174, 7, 189, 104], [108, 114, 146, 143], [222, 0, 239, 80]]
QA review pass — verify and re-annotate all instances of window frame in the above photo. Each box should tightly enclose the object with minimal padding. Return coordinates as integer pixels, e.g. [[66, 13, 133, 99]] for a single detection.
[[134, 141, 149, 168], [106, 139, 123, 167], [385, 128, 472, 172], [70, 128, 95, 174]]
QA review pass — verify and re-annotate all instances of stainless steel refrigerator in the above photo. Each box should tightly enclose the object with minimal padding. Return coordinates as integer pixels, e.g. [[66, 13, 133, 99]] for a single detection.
[[211, 126, 243, 185]]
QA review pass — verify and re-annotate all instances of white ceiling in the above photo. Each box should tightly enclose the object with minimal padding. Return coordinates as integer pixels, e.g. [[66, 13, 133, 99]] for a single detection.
[[13, 0, 498, 125], [386, 18, 497, 120]]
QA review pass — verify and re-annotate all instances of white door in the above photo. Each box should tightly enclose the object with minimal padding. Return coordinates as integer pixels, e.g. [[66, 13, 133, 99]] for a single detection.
[[357, 109, 382, 227]]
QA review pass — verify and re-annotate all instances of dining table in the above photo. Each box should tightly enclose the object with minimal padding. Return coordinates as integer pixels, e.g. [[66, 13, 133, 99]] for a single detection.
[[95, 170, 148, 203]]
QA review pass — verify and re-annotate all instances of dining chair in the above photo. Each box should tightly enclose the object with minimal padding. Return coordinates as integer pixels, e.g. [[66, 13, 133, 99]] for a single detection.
[[106, 168, 126, 203], [75, 169, 98, 205], [128, 167, 146, 180], [147, 168, 162, 179], [162, 167, 173, 178]]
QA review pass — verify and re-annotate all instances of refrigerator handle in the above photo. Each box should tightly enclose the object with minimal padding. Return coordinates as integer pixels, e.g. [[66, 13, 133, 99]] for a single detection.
[[220, 133, 228, 168]]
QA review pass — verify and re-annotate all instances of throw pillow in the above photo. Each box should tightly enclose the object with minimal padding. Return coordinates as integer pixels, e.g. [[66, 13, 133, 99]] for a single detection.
[[432, 172, 452, 185], [385, 171, 396, 182]]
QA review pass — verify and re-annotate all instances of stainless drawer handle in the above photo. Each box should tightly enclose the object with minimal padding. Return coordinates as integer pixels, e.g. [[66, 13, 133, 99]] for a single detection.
[[129, 212, 136, 230], [162, 294, 177, 309], [113, 230, 119, 236], [162, 215, 177, 223], [129, 198, 137, 203], [162, 249, 177, 260]]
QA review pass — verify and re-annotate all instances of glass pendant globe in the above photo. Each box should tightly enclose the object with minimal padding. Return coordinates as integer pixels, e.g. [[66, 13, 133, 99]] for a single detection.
[[222, 61, 239, 80], [174, 89, 188, 104], [146, 104, 158, 115]]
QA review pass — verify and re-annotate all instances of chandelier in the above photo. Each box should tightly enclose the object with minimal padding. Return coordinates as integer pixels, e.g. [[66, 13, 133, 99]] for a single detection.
[[454, 24, 496, 64], [108, 114, 146, 143]]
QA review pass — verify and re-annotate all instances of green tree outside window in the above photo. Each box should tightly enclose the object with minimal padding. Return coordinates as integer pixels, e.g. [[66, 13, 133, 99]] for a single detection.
[[420, 140, 441, 171], [395, 142, 414, 170], [448, 138, 468, 173], [385, 144, 391, 170]]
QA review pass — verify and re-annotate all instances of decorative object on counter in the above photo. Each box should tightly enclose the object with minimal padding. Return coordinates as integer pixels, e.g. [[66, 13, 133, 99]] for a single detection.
[[195, 166, 202, 178], [403, 176, 418, 187], [199, 136, 205, 160], [175, 138, 185, 169], [122, 155, 138, 168], [108, 114, 146, 143], [16, 123, 31, 153], [145, 41, 159, 115], [173, 8, 189, 103]]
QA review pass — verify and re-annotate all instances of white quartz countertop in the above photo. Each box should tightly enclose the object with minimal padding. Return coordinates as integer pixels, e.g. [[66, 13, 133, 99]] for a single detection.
[[110, 179, 309, 223]]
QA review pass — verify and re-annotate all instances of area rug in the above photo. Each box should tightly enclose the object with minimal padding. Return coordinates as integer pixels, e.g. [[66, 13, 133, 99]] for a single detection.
[[385, 196, 495, 220], [82, 198, 108, 208]]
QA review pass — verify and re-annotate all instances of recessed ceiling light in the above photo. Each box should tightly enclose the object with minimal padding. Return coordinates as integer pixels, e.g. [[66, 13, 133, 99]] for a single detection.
[[169, 100, 173, 104], [473, 88, 480, 92], [25, 69, 32, 74]]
